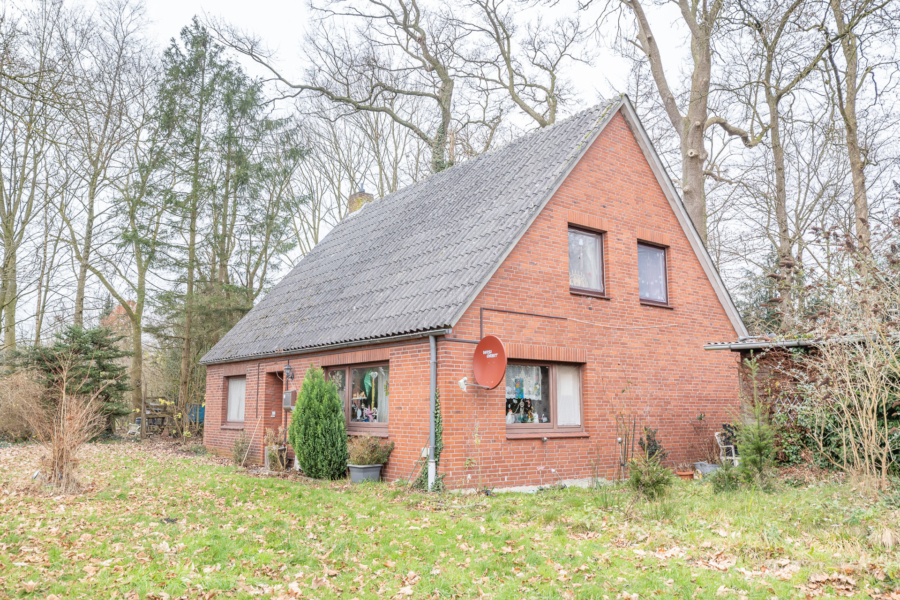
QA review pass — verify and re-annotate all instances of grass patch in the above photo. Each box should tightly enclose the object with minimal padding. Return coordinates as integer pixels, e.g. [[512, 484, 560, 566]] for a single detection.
[[0, 442, 898, 599]]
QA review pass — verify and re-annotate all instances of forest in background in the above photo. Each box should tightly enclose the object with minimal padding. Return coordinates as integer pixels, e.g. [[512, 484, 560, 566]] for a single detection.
[[1, 0, 898, 421]]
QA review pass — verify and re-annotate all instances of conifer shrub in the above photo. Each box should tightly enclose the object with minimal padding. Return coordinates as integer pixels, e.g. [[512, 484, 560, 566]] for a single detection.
[[627, 454, 674, 500], [288, 367, 348, 479]]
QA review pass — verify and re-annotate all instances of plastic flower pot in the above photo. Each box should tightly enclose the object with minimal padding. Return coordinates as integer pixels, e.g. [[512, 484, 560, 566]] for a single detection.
[[348, 464, 383, 483], [675, 470, 694, 481]]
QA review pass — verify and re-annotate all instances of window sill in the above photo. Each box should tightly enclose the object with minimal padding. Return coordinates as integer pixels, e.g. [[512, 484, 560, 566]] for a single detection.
[[640, 300, 673, 309], [221, 423, 245, 430], [506, 431, 589, 440], [570, 288, 611, 300], [348, 429, 390, 438]]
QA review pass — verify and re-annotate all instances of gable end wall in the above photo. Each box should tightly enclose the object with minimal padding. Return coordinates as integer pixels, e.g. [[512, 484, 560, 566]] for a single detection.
[[437, 112, 740, 488]]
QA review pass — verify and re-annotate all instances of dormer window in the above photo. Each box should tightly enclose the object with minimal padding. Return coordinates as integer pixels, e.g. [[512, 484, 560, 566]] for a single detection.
[[568, 227, 604, 296]]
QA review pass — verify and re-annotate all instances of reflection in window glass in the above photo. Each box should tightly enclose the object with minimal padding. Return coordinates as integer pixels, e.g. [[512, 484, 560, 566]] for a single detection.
[[638, 244, 667, 303], [328, 369, 346, 396], [504, 365, 550, 425], [349, 366, 389, 423], [568, 229, 603, 292]]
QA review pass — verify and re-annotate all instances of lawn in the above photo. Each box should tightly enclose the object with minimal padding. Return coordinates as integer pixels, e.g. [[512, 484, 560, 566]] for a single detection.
[[1, 441, 898, 599]]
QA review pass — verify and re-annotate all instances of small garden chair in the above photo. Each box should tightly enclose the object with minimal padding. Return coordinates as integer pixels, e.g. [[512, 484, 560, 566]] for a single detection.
[[714, 431, 740, 466]]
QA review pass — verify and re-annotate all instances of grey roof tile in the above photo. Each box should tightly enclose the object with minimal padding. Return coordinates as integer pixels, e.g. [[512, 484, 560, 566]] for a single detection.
[[201, 99, 620, 363]]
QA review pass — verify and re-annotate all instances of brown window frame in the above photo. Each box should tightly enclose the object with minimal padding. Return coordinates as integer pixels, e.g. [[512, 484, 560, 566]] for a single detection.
[[568, 226, 607, 298], [637, 241, 670, 307], [504, 362, 585, 437], [325, 362, 390, 436], [223, 375, 247, 428]]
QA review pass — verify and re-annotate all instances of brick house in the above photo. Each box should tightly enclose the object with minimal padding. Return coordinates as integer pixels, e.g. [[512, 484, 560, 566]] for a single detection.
[[200, 96, 747, 488]]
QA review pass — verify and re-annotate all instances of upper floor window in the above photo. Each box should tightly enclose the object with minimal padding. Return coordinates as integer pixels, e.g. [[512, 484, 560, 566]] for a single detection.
[[505, 363, 582, 432], [226, 376, 246, 423], [327, 364, 389, 433], [638, 242, 668, 305], [568, 227, 604, 295]]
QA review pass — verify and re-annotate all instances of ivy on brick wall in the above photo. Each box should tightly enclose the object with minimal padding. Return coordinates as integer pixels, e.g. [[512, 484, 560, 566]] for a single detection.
[[411, 390, 444, 491]]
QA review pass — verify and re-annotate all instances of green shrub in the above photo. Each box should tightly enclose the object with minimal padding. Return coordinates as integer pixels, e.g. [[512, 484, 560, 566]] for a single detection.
[[232, 432, 250, 466], [773, 412, 809, 466], [709, 460, 743, 493], [288, 367, 349, 479], [627, 454, 673, 500], [638, 427, 668, 462], [737, 401, 776, 483], [348, 434, 394, 465]]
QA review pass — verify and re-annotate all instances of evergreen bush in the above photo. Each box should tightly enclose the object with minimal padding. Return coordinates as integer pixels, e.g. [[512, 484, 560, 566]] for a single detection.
[[738, 359, 776, 484], [12, 325, 132, 433], [627, 454, 673, 500], [709, 459, 743, 493], [288, 367, 348, 479], [638, 426, 668, 462]]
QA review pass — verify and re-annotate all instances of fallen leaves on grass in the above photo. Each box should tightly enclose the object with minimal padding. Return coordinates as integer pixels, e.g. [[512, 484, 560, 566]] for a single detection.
[[797, 572, 858, 597]]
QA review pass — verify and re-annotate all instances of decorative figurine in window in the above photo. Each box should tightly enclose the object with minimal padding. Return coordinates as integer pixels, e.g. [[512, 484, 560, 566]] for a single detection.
[[506, 409, 516, 425]]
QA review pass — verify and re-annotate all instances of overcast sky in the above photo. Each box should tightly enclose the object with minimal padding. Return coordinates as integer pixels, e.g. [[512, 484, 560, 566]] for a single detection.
[[138, 0, 690, 115]]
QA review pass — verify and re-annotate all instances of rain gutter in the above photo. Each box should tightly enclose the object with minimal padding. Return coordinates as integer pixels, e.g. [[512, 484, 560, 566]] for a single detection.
[[200, 328, 452, 365]]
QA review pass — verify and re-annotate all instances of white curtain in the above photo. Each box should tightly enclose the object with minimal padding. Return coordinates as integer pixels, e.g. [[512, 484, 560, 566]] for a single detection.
[[377, 367, 389, 422], [556, 366, 581, 426], [227, 376, 246, 422], [638, 244, 667, 302], [505, 365, 543, 400]]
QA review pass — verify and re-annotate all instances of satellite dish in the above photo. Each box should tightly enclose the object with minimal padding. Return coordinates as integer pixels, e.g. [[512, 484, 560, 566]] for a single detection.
[[472, 335, 507, 389]]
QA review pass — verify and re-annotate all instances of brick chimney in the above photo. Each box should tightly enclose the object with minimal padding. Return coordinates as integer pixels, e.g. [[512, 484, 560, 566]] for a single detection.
[[348, 188, 374, 214]]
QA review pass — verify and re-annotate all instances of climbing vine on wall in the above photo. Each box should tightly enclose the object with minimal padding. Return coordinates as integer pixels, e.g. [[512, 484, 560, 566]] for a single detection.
[[412, 390, 444, 491]]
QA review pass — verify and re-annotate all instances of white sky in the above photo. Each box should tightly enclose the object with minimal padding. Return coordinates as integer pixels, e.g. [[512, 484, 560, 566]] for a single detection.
[[139, 0, 690, 113]]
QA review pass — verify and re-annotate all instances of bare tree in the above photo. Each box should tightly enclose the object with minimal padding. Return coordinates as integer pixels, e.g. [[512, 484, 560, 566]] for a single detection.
[[823, 0, 898, 254], [459, 0, 589, 127], [211, 0, 495, 173], [585, 0, 753, 242], [57, 0, 149, 327], [0, 1, 65, 350]]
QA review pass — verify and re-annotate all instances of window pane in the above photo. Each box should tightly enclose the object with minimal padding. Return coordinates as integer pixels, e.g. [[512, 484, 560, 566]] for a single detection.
[[327, 369, 346, 398], [556, 366, 581, 426], [568, 230, 603, 292], [350, 366, 389, 423], [505, 365, 550, 425], [638, 244, 667, 302], [227, 376, 246, 422]]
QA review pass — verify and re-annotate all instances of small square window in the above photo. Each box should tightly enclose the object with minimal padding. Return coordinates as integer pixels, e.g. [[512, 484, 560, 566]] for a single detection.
[[638, 243, 668, 304], [226, 376, 246, 422], [568, 228, 604, 294]]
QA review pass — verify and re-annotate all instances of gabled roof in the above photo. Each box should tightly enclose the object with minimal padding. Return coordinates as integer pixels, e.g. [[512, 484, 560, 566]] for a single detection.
[[201, 96, 747, 365]]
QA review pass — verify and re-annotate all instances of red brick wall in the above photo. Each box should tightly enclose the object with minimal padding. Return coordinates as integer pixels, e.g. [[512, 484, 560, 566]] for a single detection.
[[202, 339, 434, 482], [436, 112, 740, 488], [202, 110, 741, 487]]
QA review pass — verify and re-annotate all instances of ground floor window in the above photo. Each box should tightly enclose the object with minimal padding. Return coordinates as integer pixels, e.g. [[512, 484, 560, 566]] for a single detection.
[[505, 363, 582, 432], [226, 375, 246, 423], [327, 363, 389, 433]]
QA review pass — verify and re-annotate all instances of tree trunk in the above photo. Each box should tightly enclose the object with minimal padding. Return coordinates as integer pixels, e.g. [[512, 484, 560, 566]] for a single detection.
[[177, 57, 207, 423], [131, 314, 143, 416], [3, 250, 16, 350], [767, 91, 795, 331], [829, 0, 869, 253]]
